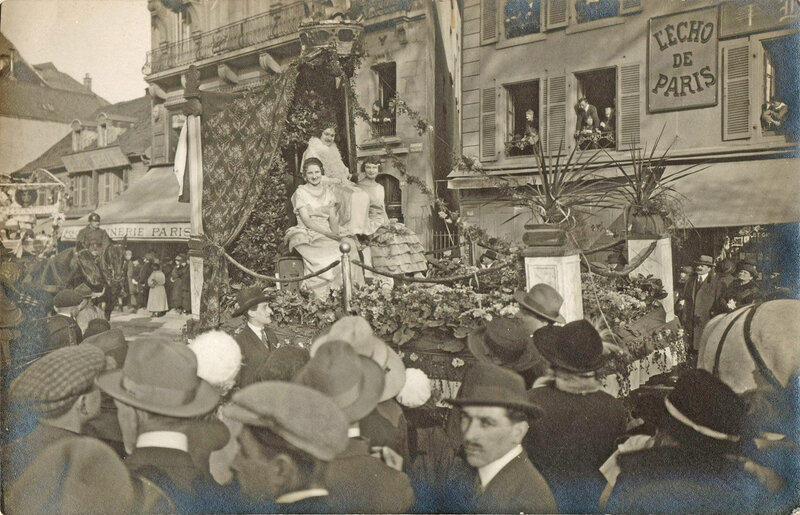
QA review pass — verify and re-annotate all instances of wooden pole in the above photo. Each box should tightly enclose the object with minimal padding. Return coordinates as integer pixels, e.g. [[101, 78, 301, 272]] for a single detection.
[[184, 66, 204, 319]]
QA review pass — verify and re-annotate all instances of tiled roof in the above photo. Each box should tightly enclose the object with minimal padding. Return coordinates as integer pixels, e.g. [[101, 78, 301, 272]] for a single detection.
[[0, 79, 109, 123], [32, 62, 87, 93], [14, 95, 152, 175], [0, 32, 46, 85]]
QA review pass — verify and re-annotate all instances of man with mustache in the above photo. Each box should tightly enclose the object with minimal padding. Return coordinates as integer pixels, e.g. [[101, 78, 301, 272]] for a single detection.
[[445, 362, 557, 513]]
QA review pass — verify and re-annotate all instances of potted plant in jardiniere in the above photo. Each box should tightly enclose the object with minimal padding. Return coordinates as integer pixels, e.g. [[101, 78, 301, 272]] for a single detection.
[[607, 130, 707, 238]]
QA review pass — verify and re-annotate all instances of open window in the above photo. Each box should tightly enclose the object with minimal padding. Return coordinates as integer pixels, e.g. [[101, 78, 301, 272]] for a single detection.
[[377, 174, 403, 222], [574, 68, 616, 149], [760, 35, 798, 138], [372, 62, 397, 137], [574, 0, 619, 24], [504, 80, 540, 156], [503, 0, 542, 39]]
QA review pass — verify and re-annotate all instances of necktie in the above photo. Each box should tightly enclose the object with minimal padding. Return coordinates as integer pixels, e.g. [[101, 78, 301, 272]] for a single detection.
[[261, 328, 272, 350]]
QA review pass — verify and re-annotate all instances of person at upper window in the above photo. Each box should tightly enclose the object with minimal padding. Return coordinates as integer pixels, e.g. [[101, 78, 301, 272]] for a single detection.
[[599, 106, 616, 135], [504, 0, 541, 38], [575, 97, 601, 149], [761, 96, 789, 132], [302, 125, 370, 235]]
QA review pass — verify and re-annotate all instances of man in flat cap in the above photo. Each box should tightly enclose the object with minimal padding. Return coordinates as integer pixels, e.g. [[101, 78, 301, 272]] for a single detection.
[[231, 286, 280, 388], [444, 362, 557, 513], [96, 339, 221, 512], [225, 381, 350, 513], [45, 288, 84, 352], [3, 344, 107, 488], [296, 339, 416, 513]]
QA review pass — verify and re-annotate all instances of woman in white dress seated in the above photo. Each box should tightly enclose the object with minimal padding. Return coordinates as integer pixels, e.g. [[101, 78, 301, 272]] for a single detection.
[[302, 125, 370, 235], [285, 157, 363, 299], [357, 158, 427, 276]]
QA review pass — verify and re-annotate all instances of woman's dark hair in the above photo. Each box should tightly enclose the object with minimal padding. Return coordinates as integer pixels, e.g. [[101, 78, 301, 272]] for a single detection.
[[152, 263, 161, 271], [360, 156, 382, 176], [302, 157, 325, 175]]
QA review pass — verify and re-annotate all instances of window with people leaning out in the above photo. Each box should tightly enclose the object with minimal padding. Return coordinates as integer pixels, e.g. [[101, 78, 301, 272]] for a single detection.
[[760, 34, 798, 138], [575, 0, 619, 24], [504, 0, 541, 38], [505, 80, 540, 156], [574, 68, 617, 150], [372, 62, 397, 138]]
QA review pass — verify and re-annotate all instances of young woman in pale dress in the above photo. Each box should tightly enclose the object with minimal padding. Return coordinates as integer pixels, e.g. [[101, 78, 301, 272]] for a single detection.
[[357, 158, 427, 276], [285, 158, 363, 299], [301, 126, 370, 235]]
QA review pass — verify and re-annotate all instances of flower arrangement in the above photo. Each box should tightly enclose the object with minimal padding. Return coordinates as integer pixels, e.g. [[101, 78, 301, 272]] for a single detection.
[[583, 272, 667, 327]]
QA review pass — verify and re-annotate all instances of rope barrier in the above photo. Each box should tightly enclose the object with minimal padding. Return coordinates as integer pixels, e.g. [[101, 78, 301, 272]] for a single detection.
[[351, 259, 510, 284], [223, 251, 340, 282]]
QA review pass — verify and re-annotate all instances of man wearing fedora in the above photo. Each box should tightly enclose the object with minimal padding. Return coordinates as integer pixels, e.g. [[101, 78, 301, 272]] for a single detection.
[[45, 289, 84, 352], [526, 320, 627, 513], [232, 286, 280, 388], [95, 339, 221, 512], [444, 362, 557, 513], [225, 381, 350, 513], [512, 283, 566, 385], [296, 339, 416, 513], [682, 254, 725, 354]]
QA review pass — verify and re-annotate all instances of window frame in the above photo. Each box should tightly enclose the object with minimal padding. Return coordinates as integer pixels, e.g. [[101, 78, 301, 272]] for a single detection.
[[502, 78, 543, 158], [573, 65, 620, 151], [372, 62, 398, 138], [752, 29, 798, 143]]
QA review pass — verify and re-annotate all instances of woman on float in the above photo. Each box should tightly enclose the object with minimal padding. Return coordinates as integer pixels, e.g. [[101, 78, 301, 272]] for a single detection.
[[285, 158, 363, 299], [301, 125, 370, 235]]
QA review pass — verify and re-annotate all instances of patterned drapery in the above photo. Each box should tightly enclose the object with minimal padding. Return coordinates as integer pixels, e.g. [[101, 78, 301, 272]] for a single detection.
[[199, 67, 298, 327]]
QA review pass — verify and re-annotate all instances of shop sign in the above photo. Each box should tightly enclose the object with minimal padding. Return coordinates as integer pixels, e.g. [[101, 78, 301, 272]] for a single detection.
[[61, 223, 191, 241], [648, 7, 718, 113], [4, 205, 60, 216]]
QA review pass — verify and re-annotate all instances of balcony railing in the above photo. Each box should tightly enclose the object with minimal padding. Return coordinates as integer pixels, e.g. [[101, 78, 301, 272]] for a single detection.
[[146, 2, 306, 75]]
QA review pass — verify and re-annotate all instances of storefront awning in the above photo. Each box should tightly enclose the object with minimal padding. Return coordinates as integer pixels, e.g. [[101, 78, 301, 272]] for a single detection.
[[674, 157, 800, 228], [62, 165, 190, 242], [62, 146, 130, 174]]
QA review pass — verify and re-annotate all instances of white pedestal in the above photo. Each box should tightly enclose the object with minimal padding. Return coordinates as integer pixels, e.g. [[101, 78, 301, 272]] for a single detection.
[[628, 237, 674, 322], [523, 252, 583, 322]]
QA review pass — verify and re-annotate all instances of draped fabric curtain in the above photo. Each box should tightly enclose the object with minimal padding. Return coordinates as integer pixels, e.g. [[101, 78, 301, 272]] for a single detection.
[[199, 67, 298, 327]]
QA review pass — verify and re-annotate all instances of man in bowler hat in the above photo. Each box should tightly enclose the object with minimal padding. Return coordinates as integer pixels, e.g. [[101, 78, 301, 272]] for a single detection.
[[682, 255, 725, 354], [232, 286, 280, 387], [444, 362, 557, 513]]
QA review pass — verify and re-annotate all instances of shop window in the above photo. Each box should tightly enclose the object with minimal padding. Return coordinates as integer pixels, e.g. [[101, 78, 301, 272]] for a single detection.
[[372, 63, 397, 137], [760, 35, 799, 138], [504, 80, 540, 156], [504, 0, 541, 38], [574, 68, 617, 149], [377, 174, 403, 222], [574, 0, 619, 24]]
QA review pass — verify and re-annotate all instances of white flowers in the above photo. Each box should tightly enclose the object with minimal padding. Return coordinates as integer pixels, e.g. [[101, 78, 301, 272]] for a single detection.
[[451, 357, 465, 368]]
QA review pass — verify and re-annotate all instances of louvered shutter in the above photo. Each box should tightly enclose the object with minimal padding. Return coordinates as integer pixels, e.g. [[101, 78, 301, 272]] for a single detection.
[[482, 0, 498, 44], [545, 0, 568, 30], [544, 75, 567, 154], [722, 43, 751, 141], [618, 64, 641, 147], [619, 0, 642, 15], [480, 86, 498, 161]]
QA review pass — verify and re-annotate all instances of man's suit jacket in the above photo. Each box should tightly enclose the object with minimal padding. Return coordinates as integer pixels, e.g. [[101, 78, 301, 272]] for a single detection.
[[125, 446, 211, 513], [477, 451, 558, 514], [325, 437, 415, 513], [234, 324, 278, 387], [683, 272, 724, 349], [577, 104, 600, 132]]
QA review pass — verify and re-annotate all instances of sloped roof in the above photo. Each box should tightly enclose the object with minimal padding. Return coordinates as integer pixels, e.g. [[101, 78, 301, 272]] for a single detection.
[[14, 95, 152, 175], [33, 62, 86, 92], [0, 79, 109, 123], [0, 32, 46, 85]]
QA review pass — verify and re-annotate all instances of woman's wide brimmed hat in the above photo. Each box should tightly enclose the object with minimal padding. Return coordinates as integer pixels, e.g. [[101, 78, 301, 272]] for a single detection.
[[95, 339, 219, 418], [446, 362, 542, 417], [467, 318, 537, 371], [736, 261, 757, 277], [513, 284, 566, 324], [231, 286, 270, 317], [533, 319, 605, 373]]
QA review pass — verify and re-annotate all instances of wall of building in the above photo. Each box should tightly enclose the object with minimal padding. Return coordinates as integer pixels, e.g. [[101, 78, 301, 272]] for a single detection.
[[0, 116, 71, 175]]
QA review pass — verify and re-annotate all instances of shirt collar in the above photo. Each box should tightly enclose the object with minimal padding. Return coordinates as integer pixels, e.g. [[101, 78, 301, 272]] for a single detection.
[[478, 444, 523, 488], [247, 322, 264, 336], [698, 272, 709, 282], [275, 488, 329, 504], [135, 431, 188, 452]]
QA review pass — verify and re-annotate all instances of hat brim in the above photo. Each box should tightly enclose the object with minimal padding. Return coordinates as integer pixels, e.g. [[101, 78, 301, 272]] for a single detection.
[[343, 357, 385, 423], [467, 326, 538, 372], [380, 348, 406, 402], [447, 397, 543, 418], [95, 370, 220, 418], [231, 294, 270, 317], [694, 260, 715, 267], [514, 290, 566, 324], [533, 337, 605, 373]]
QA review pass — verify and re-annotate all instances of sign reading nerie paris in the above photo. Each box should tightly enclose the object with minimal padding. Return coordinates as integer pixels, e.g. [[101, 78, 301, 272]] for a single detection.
[[648, 7, 718, 113]]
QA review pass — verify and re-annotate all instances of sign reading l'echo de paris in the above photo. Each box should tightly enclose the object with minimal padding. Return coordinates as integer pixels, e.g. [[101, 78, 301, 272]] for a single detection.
[[648, 6, 718, 113]]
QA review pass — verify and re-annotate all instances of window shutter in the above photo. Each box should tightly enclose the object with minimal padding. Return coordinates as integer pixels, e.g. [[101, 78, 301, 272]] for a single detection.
[[545, 0, 568, 30], [618, 63, 641, 147], [545, 75, 567, 154], [722, 43, 751, 141], [480, 86, 498, 161], [481, 0, 498, 44], [619, 0, 642, 15]]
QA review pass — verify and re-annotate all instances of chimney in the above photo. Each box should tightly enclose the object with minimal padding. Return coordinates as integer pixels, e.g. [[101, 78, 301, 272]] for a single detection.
[[83, 73, 92, 92]]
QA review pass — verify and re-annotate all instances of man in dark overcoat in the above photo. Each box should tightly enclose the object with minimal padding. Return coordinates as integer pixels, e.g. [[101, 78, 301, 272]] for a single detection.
[[682, 254, 725, 353]]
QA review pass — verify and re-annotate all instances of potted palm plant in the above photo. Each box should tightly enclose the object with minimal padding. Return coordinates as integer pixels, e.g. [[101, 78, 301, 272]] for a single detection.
[[497, 139, 618, 249], [608, 130, 707, 238]]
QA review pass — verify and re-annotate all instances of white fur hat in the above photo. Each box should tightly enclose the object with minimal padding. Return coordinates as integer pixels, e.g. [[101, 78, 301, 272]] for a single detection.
[[396, 368, 431, 408], [188, 331, 242, 392]]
